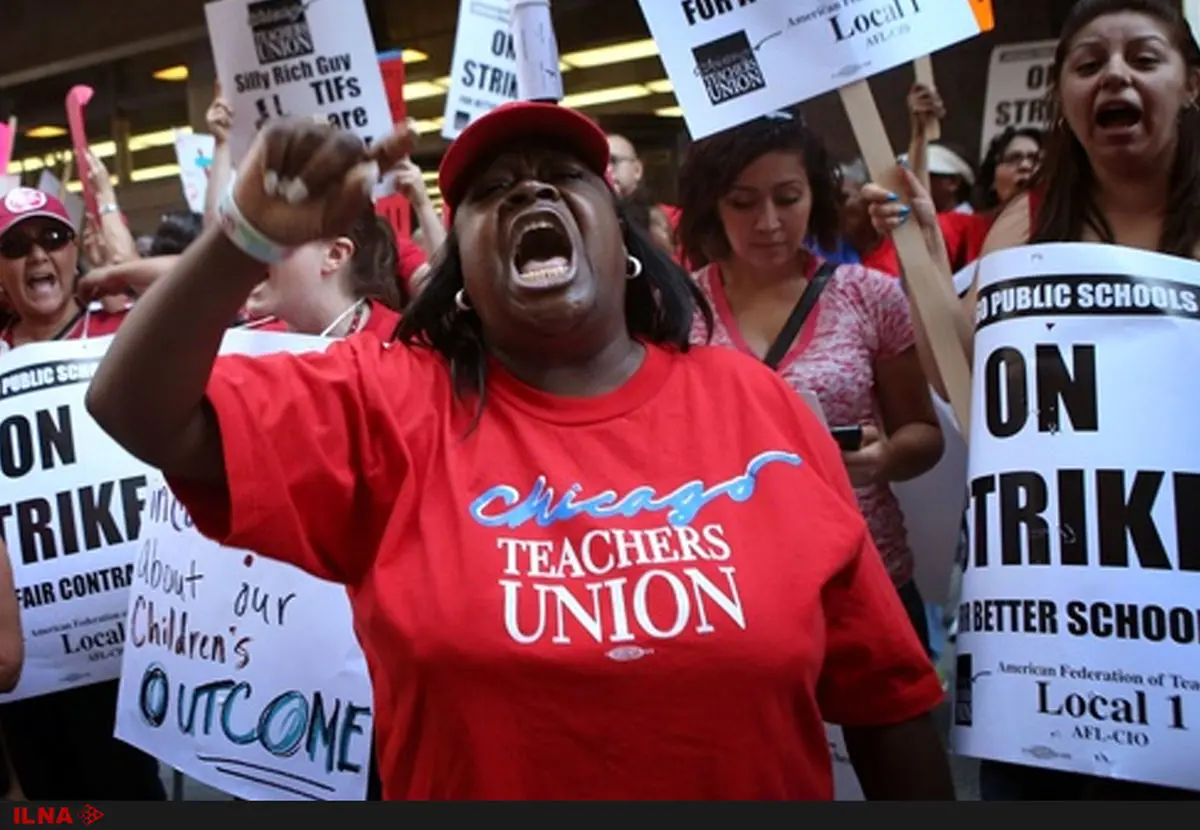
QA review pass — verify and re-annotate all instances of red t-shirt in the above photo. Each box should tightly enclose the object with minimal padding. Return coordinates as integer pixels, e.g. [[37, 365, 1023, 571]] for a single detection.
[[236, 301, 400, 338], [359, 302, 400, 339], [168, 340, 942, 800], [862, 212, 991, 276], [0, 302, 128, 349]]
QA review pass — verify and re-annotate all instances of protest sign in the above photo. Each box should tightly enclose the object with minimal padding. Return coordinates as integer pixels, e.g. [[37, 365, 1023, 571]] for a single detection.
[[378, 51, 408, 124], [894, 392, 968, 604], [114, 329, 374, 802], [637, 0, 992, 141], [205, 0, 394, 164], [36, 170, 85, 231], [0, 118, 15, 175], [1185, 2, 1200, 51], [953, 242, 1200, 792], [442, 0, 519, 141], [827, 725, 864, 800], [174, 132, 217, 215], [954, 263, 976, 298], [0, 337, 155, 702], [375, 192, 412, 242], [978, 40, 1056, 161], [511, 0, 563, 102], [65, 86, 98, 223]]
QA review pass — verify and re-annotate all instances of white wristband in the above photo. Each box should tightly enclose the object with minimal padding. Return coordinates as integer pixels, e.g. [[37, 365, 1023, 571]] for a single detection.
[[216, 181, 292, 264]]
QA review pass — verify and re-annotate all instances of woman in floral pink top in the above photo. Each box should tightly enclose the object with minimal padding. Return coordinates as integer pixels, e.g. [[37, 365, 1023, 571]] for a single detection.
[[680, 111, 945, 652]]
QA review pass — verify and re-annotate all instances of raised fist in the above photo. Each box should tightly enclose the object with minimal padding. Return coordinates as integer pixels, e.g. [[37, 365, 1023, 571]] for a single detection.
[[230, 119, 412, 248]]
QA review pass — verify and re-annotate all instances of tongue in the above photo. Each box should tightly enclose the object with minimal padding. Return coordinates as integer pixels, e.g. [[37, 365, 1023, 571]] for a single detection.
[[519, 256, 569, 274], [27, 278, 57, 297]]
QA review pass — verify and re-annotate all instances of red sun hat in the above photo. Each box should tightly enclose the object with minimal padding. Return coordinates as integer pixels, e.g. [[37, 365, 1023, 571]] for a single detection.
[[0, 187, 75, 239], [438, 101, 611, 217]]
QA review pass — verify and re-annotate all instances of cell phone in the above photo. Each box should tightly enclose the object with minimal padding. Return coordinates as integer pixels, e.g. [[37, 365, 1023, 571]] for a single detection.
[[831, 425, 863, 452]]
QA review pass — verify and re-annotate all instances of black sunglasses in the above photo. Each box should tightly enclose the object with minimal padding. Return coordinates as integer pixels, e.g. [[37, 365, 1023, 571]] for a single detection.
[[0, 226, 75, 260]]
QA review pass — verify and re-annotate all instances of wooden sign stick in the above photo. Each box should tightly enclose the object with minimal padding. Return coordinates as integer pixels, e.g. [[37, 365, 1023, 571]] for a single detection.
[[838, 79, 973, 439], [912, 56, 941, 142]]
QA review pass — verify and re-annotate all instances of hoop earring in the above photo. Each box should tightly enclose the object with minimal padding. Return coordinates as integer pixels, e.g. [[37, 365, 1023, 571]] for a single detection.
[[455, 289, 472, 312], [626, 254, 643, 280]]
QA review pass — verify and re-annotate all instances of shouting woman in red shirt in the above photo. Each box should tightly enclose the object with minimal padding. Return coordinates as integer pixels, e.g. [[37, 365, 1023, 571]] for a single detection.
[[87, 104, 953, 800]]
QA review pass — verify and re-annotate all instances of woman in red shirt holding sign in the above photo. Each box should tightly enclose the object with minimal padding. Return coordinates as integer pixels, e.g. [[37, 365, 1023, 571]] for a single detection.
[[0, 187, 166, 801], [87, 105, 953, 800]]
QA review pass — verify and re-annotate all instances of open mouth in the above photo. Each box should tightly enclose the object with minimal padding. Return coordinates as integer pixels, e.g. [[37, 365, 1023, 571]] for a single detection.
[[511, 213, 575, 291], [1095, 101, 1143, 131], [25, 272, 58, 297]]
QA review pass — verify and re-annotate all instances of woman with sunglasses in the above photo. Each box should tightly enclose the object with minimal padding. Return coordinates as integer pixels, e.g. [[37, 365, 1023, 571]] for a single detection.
[[0, 186, 167, 801], [0, 189, 128, 350]]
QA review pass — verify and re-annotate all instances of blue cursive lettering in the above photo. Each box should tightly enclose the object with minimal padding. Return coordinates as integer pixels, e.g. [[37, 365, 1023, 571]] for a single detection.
[[468, 450, 802, 529]]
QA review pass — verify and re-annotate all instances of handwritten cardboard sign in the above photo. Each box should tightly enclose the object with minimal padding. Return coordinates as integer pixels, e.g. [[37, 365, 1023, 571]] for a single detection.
[[114, 329, 374, 802]]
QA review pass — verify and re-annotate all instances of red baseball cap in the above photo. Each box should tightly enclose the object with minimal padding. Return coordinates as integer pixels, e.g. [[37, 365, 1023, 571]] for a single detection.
[[438, 101, 611, 216], [0, 187, 74, 239]]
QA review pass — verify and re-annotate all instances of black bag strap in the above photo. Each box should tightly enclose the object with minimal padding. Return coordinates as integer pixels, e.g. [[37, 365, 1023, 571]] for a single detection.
[[762, 261, 836, 370]]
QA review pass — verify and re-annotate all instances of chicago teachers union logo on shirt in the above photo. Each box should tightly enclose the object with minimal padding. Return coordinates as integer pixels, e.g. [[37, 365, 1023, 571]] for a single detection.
[[468, 451, 802, 658]]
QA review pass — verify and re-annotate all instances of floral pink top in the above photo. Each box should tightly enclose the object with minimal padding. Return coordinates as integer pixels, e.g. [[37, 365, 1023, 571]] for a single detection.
[[690, 259, 917, 586]]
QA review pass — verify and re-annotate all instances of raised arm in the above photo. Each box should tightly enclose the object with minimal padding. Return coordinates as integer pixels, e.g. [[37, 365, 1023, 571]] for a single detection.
[[76, 255, 181, 300], [86, 119, 412, 483], [203, 91, 235, 230]]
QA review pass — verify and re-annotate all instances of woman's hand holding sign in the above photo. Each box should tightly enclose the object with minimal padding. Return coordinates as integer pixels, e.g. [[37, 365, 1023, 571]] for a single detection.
[[862, 168, 949, 280]]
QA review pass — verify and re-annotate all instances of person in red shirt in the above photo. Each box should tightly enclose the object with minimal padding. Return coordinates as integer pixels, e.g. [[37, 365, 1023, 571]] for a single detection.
[[0, 186, 166, 801], [86, 104, 953, 801], [241, 203, 403, 339], [0, 188, 128, 350]]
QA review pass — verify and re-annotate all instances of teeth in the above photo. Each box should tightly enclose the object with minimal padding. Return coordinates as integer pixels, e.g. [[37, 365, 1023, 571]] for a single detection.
[[515, 265, 570, 286], [517, 218, 556, 236]]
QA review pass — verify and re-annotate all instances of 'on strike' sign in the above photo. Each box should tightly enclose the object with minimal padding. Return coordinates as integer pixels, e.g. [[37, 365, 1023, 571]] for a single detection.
[[955, 242, 1200, 793], [978, 40, 1056, 161]]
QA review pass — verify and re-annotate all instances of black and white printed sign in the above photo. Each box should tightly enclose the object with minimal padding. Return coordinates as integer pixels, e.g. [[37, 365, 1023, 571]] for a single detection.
[[636, 0, 990, 140], [978, 40, 1056, 160], [205, 0, 394, 163], [0, 337, 155, 702], [442, 0, 520, 140], [955, 242, 1200, 793]]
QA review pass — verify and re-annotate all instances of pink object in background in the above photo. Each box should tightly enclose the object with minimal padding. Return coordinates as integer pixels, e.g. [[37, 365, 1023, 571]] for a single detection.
[[65, 86, 98, 222], [0, 117, 15, 174]]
